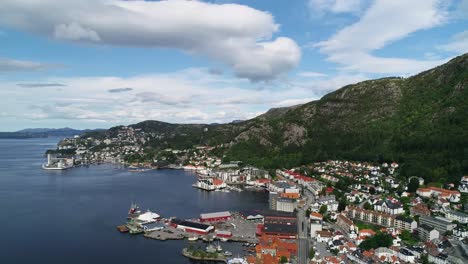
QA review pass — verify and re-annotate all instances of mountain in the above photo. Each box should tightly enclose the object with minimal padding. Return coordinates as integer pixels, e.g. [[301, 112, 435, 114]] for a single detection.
[[0, 128, 104, 139], [85, 53, 468, 183]]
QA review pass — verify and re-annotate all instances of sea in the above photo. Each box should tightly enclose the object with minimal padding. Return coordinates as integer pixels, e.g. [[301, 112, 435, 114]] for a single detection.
[[0, 137, 269, 264]]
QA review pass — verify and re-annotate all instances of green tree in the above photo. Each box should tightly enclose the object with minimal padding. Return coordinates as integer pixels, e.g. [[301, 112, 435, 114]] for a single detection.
[[363, 202, 373, 210], [319, 204, 328, 215], [407, 178, 420, 193], [280, 256, 288, 263], [359, 232, 393, 250], [309, 247, 315, 259]]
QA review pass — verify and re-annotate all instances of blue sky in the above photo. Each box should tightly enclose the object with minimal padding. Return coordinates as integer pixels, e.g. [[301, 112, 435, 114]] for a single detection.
[[0, 0, 467, 131]]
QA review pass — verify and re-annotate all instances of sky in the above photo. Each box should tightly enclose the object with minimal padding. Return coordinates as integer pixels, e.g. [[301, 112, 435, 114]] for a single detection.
[[1, 0, 467, 131]]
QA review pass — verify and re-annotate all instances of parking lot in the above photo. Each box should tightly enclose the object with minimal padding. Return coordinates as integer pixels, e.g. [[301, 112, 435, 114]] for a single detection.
[[214, 215, 258, 243]]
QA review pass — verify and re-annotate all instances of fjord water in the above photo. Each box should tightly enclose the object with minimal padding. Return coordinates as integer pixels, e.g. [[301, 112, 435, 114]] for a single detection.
[[0, 138, 269, 264]]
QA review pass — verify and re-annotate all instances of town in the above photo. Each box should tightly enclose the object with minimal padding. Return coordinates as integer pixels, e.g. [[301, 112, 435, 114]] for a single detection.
[[46, 126, 468, 264]]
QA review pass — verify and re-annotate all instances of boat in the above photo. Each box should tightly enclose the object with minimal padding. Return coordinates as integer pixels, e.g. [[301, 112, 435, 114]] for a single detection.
[[128, 202, 141, 219], [220, 237, 228, 242], [188, 236, 198, 241], [206, 244, 217, 253], [223, 251, 233, 256], [227, 258, 247, 264], [216, 242, 223, 252]]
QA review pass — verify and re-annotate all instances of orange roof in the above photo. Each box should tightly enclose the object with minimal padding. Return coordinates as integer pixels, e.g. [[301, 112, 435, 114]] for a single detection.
[[212, 179, 224, 185], [280, 192, 300, 199], [246, 255, 256, 264], [310, 212, 323, 219], [359, 229, 376, 235], [261, 254, 278, 264]]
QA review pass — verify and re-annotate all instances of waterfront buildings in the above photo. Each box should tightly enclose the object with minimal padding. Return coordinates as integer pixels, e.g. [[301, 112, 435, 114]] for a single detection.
[[170, 218, 214, 235], [199, 211, 231, 222]]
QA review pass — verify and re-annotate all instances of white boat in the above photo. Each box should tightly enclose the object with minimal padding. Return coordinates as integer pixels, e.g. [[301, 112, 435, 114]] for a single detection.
[[223, 251, 233, 256], [220, 237, 228, 242], [206, 244, 216, 253], [188, 236, 198, 241], [227, 258, 247, 264], [216, 242, 223, 252]]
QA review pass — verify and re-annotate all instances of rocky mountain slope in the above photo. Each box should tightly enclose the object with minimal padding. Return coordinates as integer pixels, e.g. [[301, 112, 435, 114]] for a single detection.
[[89, 53, 468, 183]]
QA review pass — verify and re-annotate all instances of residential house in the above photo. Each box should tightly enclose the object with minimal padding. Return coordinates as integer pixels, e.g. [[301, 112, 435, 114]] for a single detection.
[[445, 210, 468, 224]]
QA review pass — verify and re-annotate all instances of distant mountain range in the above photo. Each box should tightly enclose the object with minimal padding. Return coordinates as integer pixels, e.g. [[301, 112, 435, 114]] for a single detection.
[[84, 53, 468, 183], [0, 127, 104, 139]]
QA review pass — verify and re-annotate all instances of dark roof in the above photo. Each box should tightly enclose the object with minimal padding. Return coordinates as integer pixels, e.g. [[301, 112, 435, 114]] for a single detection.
[[396, 215, 414, 223], [171, 218, 211, 230], [259, 209, 296, 219], [263, 223, 297, 235], [419, 224, 435, 232]]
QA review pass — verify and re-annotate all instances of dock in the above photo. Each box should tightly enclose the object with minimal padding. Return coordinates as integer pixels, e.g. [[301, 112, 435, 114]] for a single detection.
[[116, 225, 129, 233]]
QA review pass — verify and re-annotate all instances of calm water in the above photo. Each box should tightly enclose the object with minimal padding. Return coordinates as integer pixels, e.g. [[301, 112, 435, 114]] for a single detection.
[[0, 138, 269, 264]]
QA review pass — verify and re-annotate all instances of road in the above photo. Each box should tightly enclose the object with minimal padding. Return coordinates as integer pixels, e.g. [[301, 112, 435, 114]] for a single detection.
[[297, 208, 309, 264]]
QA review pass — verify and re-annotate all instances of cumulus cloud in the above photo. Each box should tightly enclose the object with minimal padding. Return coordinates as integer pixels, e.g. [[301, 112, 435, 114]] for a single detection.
[[0, 0, 301, 81], [108, 87, 133, 93], [0, 58, 50, 72], [312, 0, 450, 75], [17, 83, 66, 88]]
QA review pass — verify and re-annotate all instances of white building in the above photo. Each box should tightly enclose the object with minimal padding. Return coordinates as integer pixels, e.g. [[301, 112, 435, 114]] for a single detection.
[[445, 210, 468, 224]]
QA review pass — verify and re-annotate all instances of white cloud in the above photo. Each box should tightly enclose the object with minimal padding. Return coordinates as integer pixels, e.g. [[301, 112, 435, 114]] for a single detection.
[[0, 68, 368, 126], [313, 0, 450, 75], [0, 0, 300, 81], [439, 30, 468, 54], [54, 22, 100, 42], [308, 0, 366, 16], [297, 71, 327, 78], [0, 58, 50, 72]]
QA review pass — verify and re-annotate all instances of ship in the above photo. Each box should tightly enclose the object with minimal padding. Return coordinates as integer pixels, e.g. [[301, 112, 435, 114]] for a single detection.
[[128, 202, 141, 219]]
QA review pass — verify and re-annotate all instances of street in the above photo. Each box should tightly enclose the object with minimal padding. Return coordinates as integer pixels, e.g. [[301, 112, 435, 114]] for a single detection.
[[297, 207, 309, 264]]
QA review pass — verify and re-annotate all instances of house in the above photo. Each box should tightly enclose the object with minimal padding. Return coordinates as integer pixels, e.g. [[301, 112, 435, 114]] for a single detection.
[[336, 214, 357, 234], [358, 229, 376, 238], [445, 210, 468, 224], [416, 187, 461, 203], [398, 248, 416, 263], [410, 203, 431, 216], [374, 198, 404, 215], [316, 230, 332, 243]]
